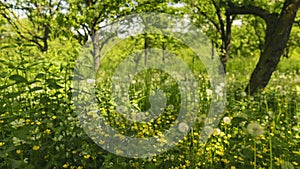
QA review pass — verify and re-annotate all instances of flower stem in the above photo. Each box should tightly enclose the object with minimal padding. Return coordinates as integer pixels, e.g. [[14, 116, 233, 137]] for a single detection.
[[254, 139, 257, 169]]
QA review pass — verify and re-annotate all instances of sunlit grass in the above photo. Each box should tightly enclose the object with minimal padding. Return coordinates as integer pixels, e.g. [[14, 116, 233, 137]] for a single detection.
[[0, 43, 299, 168]]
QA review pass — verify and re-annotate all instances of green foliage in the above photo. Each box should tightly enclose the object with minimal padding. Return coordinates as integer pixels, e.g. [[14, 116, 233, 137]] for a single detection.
[[230, 16, 265, 58], [0, 37, 299, 168], [0, 0, 299, 168], [185, 0, 300, 61]]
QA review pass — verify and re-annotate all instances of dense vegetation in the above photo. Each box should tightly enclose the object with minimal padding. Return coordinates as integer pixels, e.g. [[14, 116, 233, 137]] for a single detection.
[[0, 0, 299, 169]]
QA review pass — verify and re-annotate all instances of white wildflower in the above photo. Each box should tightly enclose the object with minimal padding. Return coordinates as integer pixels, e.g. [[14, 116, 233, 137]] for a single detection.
[[132, 112, 145, 122], [203, 126, 214, 136], [213, 128, 221, 136], [116, 105, 127, 113], [10, 119, 25, 129], [86, 78, 95, 84], [247, 122, 265, 137], [12, 137, 26, 146], [241, 92, 247, 97], [223, 117, 231, 124], [178, 122, 189, 133], [206, 89, 212, 96]]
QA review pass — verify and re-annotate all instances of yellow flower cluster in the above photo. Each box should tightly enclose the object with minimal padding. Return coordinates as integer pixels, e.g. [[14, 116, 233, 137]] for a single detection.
[[0, 142, 5, 147], [32, 145, 40, 151]]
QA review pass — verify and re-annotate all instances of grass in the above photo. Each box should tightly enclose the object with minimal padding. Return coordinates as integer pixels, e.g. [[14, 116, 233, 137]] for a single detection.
[[0, 42, 299, 168]]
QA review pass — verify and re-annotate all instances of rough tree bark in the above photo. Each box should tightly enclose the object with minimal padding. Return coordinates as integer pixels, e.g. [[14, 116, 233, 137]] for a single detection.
[[227, 0, 300, 95]]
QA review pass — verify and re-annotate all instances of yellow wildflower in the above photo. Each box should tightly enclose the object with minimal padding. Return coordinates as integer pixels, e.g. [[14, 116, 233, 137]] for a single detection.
[[63, 163, 69, 168], [0, 142, 5, 147], [44, 129, 51, 135], [84, 154, 90, 159], [25, 119, 31, 124], [32, 145, 40, 151], [213, 128, 221, 136], [185, 160, 191, 167], [16, 149, 22, 154]]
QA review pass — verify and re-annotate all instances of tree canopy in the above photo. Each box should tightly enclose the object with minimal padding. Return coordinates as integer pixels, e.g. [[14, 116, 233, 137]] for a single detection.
[[0, 0, 299, 94]]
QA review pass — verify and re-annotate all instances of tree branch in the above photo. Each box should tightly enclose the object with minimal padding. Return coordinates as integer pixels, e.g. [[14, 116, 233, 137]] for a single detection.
[[199, 10, 221, 32], [212, 0, 225, 36], [280, 0, 300, 17], [226, 3, 274, 22]]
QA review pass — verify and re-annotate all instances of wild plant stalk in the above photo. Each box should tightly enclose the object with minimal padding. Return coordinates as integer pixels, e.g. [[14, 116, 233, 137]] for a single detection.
[[265, 99, 273, 169], [269, 108, 276, 169], [254, 138, 257, 169], [93, 157, 97, 169], [191, 128, 196, 168], [269, 131, 273, 169]]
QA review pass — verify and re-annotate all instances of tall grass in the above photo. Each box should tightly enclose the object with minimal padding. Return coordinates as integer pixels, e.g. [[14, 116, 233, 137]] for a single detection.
[[0, 41, 299, 168]]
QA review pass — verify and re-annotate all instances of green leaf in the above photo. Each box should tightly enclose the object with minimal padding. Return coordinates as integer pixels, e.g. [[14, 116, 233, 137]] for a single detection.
[[0, 45, 13, 50], [13, 127, 29, 141], [26, 62, 40, 68], [0, 72, 8, 78], [46, 78, 63, 89], [6, 144, 16, 152], [10, 159, 24, 168], [71, 75, 84, 81], [8, 63, 16, 69], [35, 73, 46, 79], [29, 86, 44, 92], [240, 148, 253, 160], [281, 161, 294, 169], [22, 43, 36, 47], [145, 162, 157, 169], [0, 59, 9, 64], [40, 95, 51, 103], [0, 83, 16, 90], [9, 75, 28, 83], [231, 116, 247, 127], [0, 151, 7, 158], [4, 91, 26, 98]]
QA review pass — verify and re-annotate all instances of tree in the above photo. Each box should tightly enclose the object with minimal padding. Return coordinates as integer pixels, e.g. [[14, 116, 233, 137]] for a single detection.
[[188, 0, 235, 72], [66, 0, 184, 70], [189, 0, 300, 95], [0, 0, 64, 52], [226, 0, 300, 95], [0, 0, 184, 70], [230, 16, 265, 59]]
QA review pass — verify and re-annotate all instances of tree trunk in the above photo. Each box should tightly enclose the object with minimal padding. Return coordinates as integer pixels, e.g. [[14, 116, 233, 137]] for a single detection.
[[220, 14, 233, 73], [227, 0, 300, 95], [144, 36, 148, 66], [245, 0, 300, 95], [91, 32, 100, 71]]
